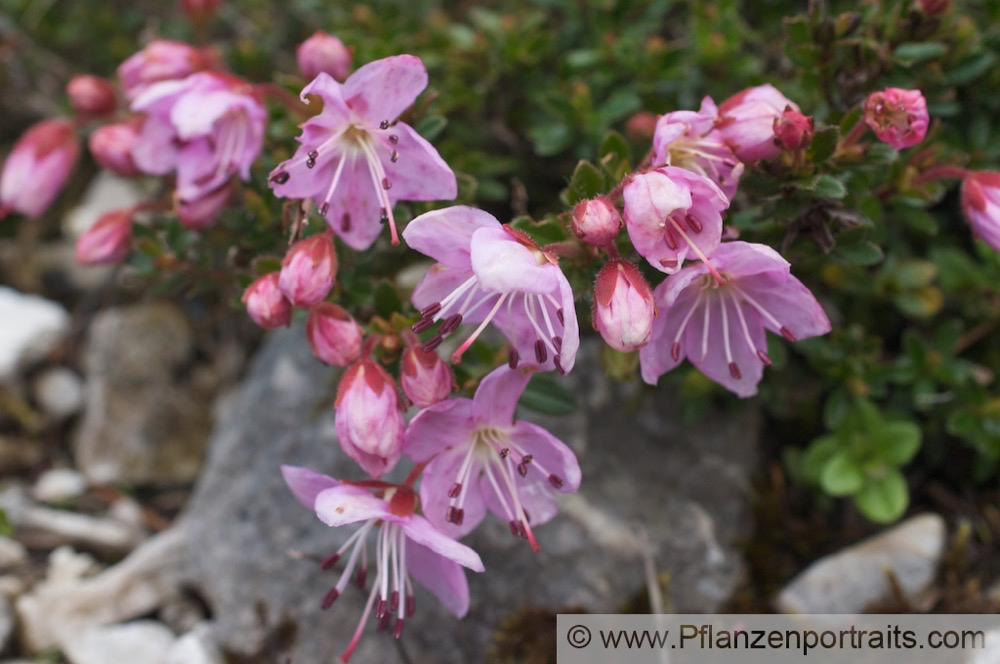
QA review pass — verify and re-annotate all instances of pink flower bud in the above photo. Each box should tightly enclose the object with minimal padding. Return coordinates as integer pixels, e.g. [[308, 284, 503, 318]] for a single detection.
[[625, 111, 658, 141], [918, 0, 949, 15], [401, 347, 453, 408], [718, 84, 799, 162], [177, 183, 231, 230], [179, 0, 223, 24], [961, 170, 1000, 252], [863, 88, 928, 150], [242, 273, 292, 329], [572, 197, 621, 247], [0, 118, 79, 219], [593, 260, 656, 352], [773, 107, 814, 151], [278, 232, 337, 307], [88, 121, 141, 176], [66, 75, 117, 116], [117, 40, 211, 100], [75, 209, 132, 265], [335, 359, 405, 478], [296, 31, 353, 82], [306, 303, 363, 367]]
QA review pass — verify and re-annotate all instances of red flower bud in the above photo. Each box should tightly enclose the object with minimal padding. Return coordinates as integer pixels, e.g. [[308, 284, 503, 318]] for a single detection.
[[306, 303, 363, 367], [242, 273, 292, 329], [572, 197, 621, 247], [296, 31, 353, 82], [773, 107, 814, 151], [401, 347, 453, 408], [593, 260, 656, 352], [0, 118, 79, 219], [74, 209, 132, 265], [278, 232, 337, 307], [66, 75, 117, 117], [335, 360, 404, 478]]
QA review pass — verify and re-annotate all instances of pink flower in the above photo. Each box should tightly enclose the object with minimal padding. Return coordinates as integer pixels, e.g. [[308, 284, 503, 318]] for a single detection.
[[74, 209, 132, 265], [177, 183, 231, 230], [863, 87, 929, 150], [335, 359, 405, 478], [268, 55, 457, 250], [117, 40, 211, 101], [66, 75, 117, 116], [571, 196, 621, 247], [297, 31, 353, 82], [593, 260, 656, 352], [179, 0, 223, 23], [622, 167, 729, 275], [401, 346, 453, 408], [773, 107, 814, 151], [0, 118, 79, 219], [241, 273, 292, 329], [306, 303, 363, 367], [403, 366, 581, 552], [88, 121, 141, 176], [278, 231, 337, 307], [961, 170, 1000, 252], [130, 72, 267, 202], [281, 467, 483, 662], [653, 97, 744, 199], [404, 206, 580, 373], [639, 241, 830, 397], [717, 84, 799, 162]]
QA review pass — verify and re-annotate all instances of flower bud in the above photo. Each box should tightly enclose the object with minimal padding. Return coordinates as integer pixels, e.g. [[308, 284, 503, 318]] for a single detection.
[[118, 40, 210, 100], [773, 107, 814, 151], [242, 272, 292, 329], [961, 170, 1000, 253], [717, 84, 799, 162], [88, 121, 141, 176], [306, 303, 363, 367], [74, 209, 132, 265], [625, 111, 658, 141], [0, 118, 79, 219], [278, 231, 337, 307], [297, 31, 353, 82], [177, 183, 231, 230], [593, 260, 656, 352], [572, 197, 621, 247], [66, 75, 117, 116], [918, 0, 949, 15], [335, 359, 405, 478], [863, 88, 928, 150], [179, 0, 223, 24], [401, 347, 453, 408]]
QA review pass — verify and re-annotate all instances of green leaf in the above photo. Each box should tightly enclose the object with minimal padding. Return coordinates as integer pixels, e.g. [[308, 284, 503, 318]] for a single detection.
[[837, 241, 884, 266], [821, 451, 865, 496], [947, 52, 997, 85], [563, 160, 606, 206], [415, 115, 448, 141], [798, 174, 848, 199], [808, 126, 840, 163], [374, 281, 403, 319], [599, 130, 632, 167], [519, 373, 576, 415], [802, 435, 840, 484], [875, 422, 922, 465], [529, 123, 573, 157], [854, 470, 908, 523], [893, 41, 948, 67]]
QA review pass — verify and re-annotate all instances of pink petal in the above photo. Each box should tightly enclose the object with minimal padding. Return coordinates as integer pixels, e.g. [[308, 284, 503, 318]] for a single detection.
[[402, 205, 500, 266], [639, 281, 697, 384], [131, 115, 178, 175], [280, 465, 339, 509], [509, 421, 581, 492], [300, 72, 351, 126], [403, 398, 475, 462], [314, 485, 390, 526], [270, 146, 337, 200], [479, 470, 558, 530], [684, 294, 767, 398], [402, 513, 484, 572], [472, 366, 532, 427], [410, 263, 477, 313], [470, 227, 560, 294], [738, 272, 831, 340], [343, 55, 428, 127], [405, 540, 471, 618], [315, 156, 385, 251], [378, 123, 456, 201], [170, 89, 237, 140], [417, 445, 487, 539], [709, 241, 789, 280]]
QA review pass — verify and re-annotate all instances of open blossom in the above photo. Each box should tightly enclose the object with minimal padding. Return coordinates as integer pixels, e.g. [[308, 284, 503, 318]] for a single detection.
[[639, 241, 831, 397], [0, 118, 79, 219], [89, 121, 141, 176], [593, 260, 656, 352], [278, 231, 337, 307], [74, 210, 132, 265], [652, 97, 743, 199], [336, 359, 405, 478], [130, 72, 266, 202], [281, 467, 483, 662], [118, 40, 211, 100], [403, 365, 581, 552], [863, 88, 928, 150], [297, 31, 352, 81], [961, 170, 1000, 252], [242, 273, 291, 329], [269, 55, 457, 250], [306, 303, 363, 367], [623, 166, 729, 275], [404, 206, 579, 373], [717, 84, 799, 163]]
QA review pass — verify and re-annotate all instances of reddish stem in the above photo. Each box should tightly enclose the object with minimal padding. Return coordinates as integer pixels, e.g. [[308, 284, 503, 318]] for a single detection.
[[914, 165, 968, 186], [404, 461, 427, 488]]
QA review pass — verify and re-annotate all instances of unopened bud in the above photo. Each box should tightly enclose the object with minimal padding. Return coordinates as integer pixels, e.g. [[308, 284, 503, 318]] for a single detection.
[[88, 121, 141, 176], [242, 273, 292, 329], [773, 107, 814, 151], [625, 111, 658, 141], [306, 303, 363, 367], [278, 231, 337, 307], [592, 260, 656, 352], [918, 0, 949, 15], [177, 183, 231, 230], [179, 0, 223, 24], [335, 360, 405, 478], [297, 31, 353, 82], [74, 209, 132, 265], [66, 75, 117, 116], [401, 347, 453, 408], [961, 170, 1000, 253], [572, 197, 621, 247], [0, 118, 79, 219]]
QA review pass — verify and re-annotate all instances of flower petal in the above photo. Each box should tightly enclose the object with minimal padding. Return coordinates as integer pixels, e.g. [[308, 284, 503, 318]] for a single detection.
[[738, 272, 831, 341], [472, 365, 532, 427], [280, 465, 339, 509], [684, 293, 767, 398], [379, 123, 456, 201], [344, 55, 428, 126], [509, 421, 581, 492], [402, 205, 500, 266], [314, 485, 389, 526], [418, 444, 487, 539], [639, 280, 698, 384], [710, 241, 790, 280], [406, 539, 471, 618], [315, 155, 385, 251], [300, 72, 351, 127], [470, 227, 559, 294], [402, 513, 484, 572], [403, 398, 475, 462]]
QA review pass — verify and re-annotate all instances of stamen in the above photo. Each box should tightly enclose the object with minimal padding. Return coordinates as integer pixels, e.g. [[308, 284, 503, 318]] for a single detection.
[[380, 120, 390, 130], [673, 291, 704, 359], [757, 349, 772, 366], [667, 217, 725, 284], [664, 226, 680, 250], [729, 362, 742, 379], [730, 284, 794, 341], [322, 587, 340, 609], [508, 347, 519, 368], [393, 618, 405, 639], [720, 295, 737, 377], [412, 317, 435, 333], [554, 356, 565, 375], [729, 290, 769, 368], [448, 482, 461, 498], [270, 171, 289, 184], [358, 139, 399, 245], [342, 213, 351, 232], [319, 155, 349, 218], [685, 214, 703, 233], [671, 343, 681, 361], [451, 293, 509, 364], [341, 581, 380, 663], [389, 135, 399, 145], [434, 276, 478, 321], [420, 335, 443, 352], [660, 258, 678, 268], [382, 177, 392, 190], [780, 327, 797, 342], [548, 474, 564, 489], [420, 302, 443, 318], [446, 506, 464, 525], [440, 314, 463, 335], [701, 294, 712, 360], [390, 151, 399, 163], [534, 339, 547, 363]]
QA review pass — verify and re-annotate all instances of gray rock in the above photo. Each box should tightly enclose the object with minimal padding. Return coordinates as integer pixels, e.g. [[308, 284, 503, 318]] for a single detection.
[[32, 367, 84, 419], [0, 538, 26, 570], [0, 595, 13, 655], [31, 468, 87, 504], [63, 621, 176, 664], [73, 302, 212, 486], [777, 513, 946, 615], [181, 329, 759, 663], [163, 624, 223, 664], [0, 287, 68, 383]]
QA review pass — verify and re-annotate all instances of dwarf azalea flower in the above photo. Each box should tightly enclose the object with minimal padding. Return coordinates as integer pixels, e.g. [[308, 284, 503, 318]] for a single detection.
[[593, 259, 657, 353], [117, 39, 211, 101], [403, 365, 581, 552], [652, 97, 744, 199], [281, 466, 483, 663], [623, 167, 729, 276], [130, 72, 266, 202], [269, 55, 457, 250], [639, 241, 830, 397], [717, 84, 799, 163], [0, 118, 79, 219], [336, 359, 405, 478], [863, 87, 929, 150], [400, 346, 454, 408], [404, 206, 580, 373], [961, 170, 1000, 252], [89, 120, 142, 176]]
